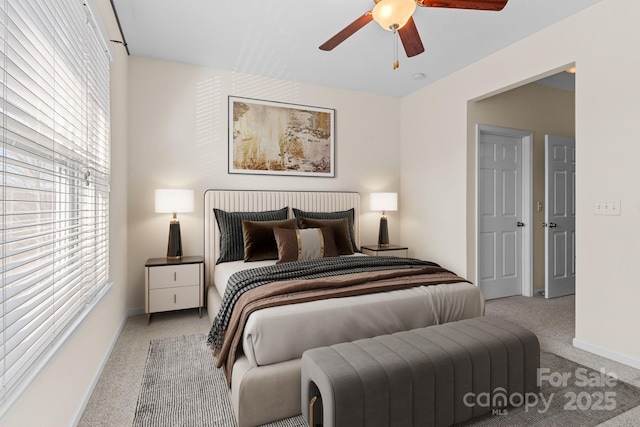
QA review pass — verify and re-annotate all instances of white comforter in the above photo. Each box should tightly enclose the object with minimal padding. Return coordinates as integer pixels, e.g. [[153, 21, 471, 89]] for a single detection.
[[213, 258, 485, 368]]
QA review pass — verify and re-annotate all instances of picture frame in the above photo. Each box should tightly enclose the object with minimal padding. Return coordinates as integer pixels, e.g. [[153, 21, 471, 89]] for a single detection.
[[228, 96, 335, 177]]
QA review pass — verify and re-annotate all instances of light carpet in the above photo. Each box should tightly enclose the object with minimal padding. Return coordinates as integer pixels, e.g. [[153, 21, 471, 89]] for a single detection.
[[133, 333, 640, 427]]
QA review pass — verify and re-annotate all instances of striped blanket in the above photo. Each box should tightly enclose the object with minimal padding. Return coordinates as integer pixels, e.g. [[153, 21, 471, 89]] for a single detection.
[[206, 256, 470, 383]]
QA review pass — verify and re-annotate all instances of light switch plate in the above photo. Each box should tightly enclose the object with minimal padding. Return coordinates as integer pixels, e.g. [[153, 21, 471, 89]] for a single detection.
[[593, 200, 621, 216]]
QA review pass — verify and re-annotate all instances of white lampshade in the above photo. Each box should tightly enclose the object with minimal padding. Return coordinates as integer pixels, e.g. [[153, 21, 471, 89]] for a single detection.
[[155, 189, 194, 214], [370, 192, 398, 212], [372, 0, 416, 31]]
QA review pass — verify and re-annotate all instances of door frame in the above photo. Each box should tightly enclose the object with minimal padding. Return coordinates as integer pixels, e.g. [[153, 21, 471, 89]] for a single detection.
[[476, 124, 534, 297]]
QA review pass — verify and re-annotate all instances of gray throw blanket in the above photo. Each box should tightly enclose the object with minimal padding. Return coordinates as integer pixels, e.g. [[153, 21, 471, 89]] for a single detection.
[[206, 256, 439, 352]]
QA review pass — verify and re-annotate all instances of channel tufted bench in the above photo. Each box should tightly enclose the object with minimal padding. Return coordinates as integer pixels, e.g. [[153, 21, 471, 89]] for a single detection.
[[301, 316, 540, 427]]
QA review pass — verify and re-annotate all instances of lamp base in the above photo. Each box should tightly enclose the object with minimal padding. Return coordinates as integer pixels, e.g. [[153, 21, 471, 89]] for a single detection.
[[167, 221, 183, 259], [378, 216, 389, 246]]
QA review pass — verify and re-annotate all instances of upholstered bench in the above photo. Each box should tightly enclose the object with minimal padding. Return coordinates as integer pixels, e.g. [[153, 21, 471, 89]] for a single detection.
[[301, 316, 540, 427]]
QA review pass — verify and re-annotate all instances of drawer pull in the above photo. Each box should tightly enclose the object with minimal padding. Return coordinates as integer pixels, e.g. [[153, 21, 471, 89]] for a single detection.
[[174, 272, 176, 281], [174, 294, 176, 304]]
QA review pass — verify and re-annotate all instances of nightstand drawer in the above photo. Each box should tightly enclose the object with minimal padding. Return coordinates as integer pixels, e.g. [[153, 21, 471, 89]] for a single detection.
[[149, 285, 200, 313], [148, 264, 200, 290], [144, 256, 204, 322]]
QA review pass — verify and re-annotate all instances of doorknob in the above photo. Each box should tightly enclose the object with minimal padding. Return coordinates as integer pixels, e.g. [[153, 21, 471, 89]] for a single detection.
[[548, 222, 557, 228], [516, 222, 525, 227]]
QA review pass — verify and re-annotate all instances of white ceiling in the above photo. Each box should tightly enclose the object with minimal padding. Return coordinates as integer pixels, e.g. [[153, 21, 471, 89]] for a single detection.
[[111, 0, 598, 98]]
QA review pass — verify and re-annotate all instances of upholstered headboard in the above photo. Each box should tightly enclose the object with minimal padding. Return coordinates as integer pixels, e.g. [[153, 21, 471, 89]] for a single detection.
[[203, 189, 361, 290]]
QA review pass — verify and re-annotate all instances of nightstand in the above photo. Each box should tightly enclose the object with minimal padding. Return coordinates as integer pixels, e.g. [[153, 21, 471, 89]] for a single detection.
[[361, 244, 408, 257], [145, 256, 204, 323]]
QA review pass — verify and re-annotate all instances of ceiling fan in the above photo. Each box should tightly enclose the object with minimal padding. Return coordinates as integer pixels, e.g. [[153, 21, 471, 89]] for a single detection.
[[319, 0, 509, 69]]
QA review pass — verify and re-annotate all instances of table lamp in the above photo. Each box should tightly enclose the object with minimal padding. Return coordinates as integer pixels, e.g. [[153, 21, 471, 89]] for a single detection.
[[370, 192, 398, 246], [155, 189, 194, 259]]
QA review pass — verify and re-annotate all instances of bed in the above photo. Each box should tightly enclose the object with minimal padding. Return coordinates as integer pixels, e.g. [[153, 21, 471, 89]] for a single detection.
[[204, 190, 485, 427]]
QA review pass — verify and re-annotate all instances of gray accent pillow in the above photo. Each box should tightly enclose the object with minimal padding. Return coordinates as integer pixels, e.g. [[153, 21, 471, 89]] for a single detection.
[[214, 207, 288, 264], [292, 208, 358, 252]]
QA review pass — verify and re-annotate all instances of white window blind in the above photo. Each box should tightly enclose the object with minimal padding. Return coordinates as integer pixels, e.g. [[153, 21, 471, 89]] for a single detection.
[[0, 0, 110, 407]]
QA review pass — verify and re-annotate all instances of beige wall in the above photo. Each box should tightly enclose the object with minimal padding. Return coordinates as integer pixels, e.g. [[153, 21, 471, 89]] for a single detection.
[[126, 57, 403, 310], [1, 1, 130, 426], [401, 0, 640, 365], [5, 0, 639, 424], [467, 82, 575, 291]]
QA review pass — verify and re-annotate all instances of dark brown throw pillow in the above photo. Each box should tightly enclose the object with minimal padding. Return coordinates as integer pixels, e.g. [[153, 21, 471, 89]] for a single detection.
[[299, 217, 354, 255], [292, 208, 358, 252], [274, 227, 338, 264], [242, 218, 297, 262]]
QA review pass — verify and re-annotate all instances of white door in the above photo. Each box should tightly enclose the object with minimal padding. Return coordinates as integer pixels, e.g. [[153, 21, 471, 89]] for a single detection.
[[477, 126, 532, 299], [544, 135, 576, 298]]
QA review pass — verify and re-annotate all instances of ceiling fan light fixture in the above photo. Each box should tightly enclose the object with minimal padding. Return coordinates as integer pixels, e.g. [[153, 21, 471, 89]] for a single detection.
[[372, 0, 417, 31]]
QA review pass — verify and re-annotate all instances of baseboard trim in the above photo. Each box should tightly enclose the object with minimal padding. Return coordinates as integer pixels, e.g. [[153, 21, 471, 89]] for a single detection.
[[71, 307, 137, 426], [573, 338, 640, 370]]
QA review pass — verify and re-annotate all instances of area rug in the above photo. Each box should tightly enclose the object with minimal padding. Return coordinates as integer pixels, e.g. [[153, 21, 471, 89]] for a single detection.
[[132, 333, 305, 427], [133, 333, 640, 427]]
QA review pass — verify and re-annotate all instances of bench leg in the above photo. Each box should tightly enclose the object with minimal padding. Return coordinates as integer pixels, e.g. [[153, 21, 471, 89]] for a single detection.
[[309, 395, 322, 427]]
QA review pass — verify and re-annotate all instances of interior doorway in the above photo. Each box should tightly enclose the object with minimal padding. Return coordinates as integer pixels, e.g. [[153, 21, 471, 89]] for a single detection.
[[544, 134, 576, 298], [470, 69, 576, 300], [476, 125, 533, 299]]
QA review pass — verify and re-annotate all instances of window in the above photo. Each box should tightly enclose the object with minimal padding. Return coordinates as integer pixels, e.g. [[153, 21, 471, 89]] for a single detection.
[[0, 0, 111, 410]]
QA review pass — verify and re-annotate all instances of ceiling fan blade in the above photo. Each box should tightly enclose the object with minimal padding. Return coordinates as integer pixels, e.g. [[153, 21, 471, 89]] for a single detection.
[[319, 12, 374, 51], [398, 17, 425, 58], [418, 0, 508, 11]]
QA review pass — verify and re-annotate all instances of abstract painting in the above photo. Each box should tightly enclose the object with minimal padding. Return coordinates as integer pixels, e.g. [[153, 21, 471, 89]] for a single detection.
[[228, 96, 335, 177]]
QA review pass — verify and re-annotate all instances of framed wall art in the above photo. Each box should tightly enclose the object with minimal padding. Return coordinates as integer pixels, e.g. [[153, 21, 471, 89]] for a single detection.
[[228, 96, 335, 177]]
